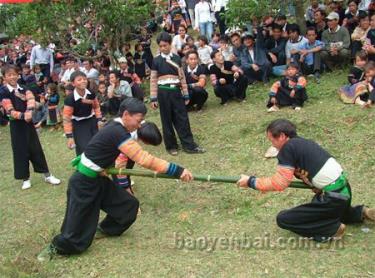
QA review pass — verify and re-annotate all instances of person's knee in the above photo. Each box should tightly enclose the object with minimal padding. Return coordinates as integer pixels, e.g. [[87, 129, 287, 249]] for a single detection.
[[276, 210, 289, 228]]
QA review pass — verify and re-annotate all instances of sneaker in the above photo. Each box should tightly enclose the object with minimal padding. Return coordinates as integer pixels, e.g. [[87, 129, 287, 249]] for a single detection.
[[167, 149, 178, 156], [332, 223, 346, 240], [183, 146, 206, 154], [363, 207, 375, 222], [267, 105, 279, 112], [22, 180, 31, 190], [264, 146, 279, 158], [294, 106, 302, 111], [37, 244, 58, 262], [44, 175, 61, 185], [355, 97, 366, 106]]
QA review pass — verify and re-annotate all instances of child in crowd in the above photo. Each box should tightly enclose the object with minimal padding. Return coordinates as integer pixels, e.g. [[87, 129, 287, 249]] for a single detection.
[[134, 43, 147, 79], [0, 65, 60, 189], [180, 43, 192, 67], [339, 50, 368, 105], [197, 35, 213, 70], [184, 50, 208, 111], [45, 83, 61, 126], [209, 33, 221, 51], [113, 121, 162, 199], [63, 71, 103, 155], [186, 36, 197, 51], [364, 61, 375, 107], [97, 81, 109, 115], [267, 63, 308, 112], [218, 35, 233, 61]]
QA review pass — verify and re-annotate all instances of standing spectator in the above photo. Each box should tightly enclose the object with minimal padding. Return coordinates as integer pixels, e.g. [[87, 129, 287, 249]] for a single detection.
[[321, 12, 351, 70], [195, 0, 215, 41], [186, 0, 198, 28], [134, 44, 148, 79], [212, 0, 229, 35], [306, 0, 326, 27], [30, 41, 54, 79]]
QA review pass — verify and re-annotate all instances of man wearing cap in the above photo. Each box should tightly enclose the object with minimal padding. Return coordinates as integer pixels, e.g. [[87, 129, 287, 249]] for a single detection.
[[118, 57, 145, 101], [321, 11, 351, 70]]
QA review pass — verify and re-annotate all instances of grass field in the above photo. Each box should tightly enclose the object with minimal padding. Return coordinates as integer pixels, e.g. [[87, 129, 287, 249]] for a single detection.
[[0, 68, 374, 278]]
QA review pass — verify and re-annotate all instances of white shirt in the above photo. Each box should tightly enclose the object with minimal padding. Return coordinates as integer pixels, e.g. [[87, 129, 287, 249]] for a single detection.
[[6, 84, 22, 93], [187, 65, 199, 74], [72, 89, 95, 121], [81, 67, 99, 81], [30, 44, 54, 72], [197, 45, 213, 65], [248, 48, 255, 62], [61, 68, 75, 83], [195, 1, 213, 28], [172, 34, 190, 53], [211, 0, 229, 11]]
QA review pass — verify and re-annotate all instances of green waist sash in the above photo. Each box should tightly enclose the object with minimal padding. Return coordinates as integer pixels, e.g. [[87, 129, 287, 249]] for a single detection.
[[322, 172, 350, 198], [71, 155, 99, 178]]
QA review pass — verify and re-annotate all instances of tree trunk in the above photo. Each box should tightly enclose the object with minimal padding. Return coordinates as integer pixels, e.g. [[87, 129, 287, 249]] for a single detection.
[[294, 0, 306, 35]]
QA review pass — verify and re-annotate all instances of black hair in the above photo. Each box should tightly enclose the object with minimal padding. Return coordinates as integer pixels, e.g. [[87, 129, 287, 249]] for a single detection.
[[118, 98, 147, 116], [219, 35, 230, 43], [47, 83, 58, 94], [355, 49, 368, 61], [266, 119, 297, 138], [198, 35, 208, 45], [272, 24, 283, 32], [314, 9, 326, 17], [156, 32, 172, 44], [230, 32, 241, 39], [70, 70, 87, 82], [2, 64, 19, 76], [276, 14, 287, 21], [137, 121, 162, 146], [109, 70, 121, 79], [211, 49, 220, 59], [358, 10, 369, 20], [185, 50, 199, 59], [306, 26, 317, 34], [178, 25, 187, 31], [286, 23, 300, 35]]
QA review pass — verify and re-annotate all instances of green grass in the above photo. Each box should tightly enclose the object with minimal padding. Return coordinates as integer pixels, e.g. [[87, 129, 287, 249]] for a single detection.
[[0, 68, 375, 278]]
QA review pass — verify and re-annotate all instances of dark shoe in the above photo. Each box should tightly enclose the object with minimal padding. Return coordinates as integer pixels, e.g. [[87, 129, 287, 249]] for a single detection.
[[184, 146, 206, 154], [37, 244, 58, 262], [167, 149, 178, 156]]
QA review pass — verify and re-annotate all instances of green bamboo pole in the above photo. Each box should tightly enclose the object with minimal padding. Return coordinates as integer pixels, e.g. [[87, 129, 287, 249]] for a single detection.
[[106, 168, 312, 189]]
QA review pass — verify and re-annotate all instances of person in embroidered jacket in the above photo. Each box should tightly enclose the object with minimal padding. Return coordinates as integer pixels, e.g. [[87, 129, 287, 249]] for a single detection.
[[63, 71, 103, 156], [0, 65, 60, 190], [150, 32, 205, 156], [237, 119, 375, 242], [37, 98, 194, 261]]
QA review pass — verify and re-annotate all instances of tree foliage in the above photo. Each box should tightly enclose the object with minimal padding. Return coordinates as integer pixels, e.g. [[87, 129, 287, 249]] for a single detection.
[[0, 0, 154, 58]]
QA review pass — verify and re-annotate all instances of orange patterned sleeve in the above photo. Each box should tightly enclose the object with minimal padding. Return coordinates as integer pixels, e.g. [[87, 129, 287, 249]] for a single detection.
[[63, 105, 74, 137], [150, 70, 158, 101], [255, 166, 295, 192], [92, 97, 102, 119], [1, 99, 23, 120], [296, 76, 307, 89], [25, 90, 36, 110], [178, 67, 189, 98], [270, 81, 281, 95]]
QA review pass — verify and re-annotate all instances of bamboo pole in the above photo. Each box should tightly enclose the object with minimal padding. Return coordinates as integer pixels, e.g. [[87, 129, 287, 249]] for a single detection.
[[106, 168, 312, 189]]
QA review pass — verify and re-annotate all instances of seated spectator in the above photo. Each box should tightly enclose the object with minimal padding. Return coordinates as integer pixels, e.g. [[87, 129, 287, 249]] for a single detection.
[[306, 0, 326, 27], [184, 51, 208, 111], [313, 9, 328, 40], [265, 24, 287, 76], [329, 0, 346, 25], [321, 12, 351, 70], [118, 57, 145, 101], [230, 32, 245, 65], [267, 63, 308, 112], [80, 59, 99, 84], [299, 27, 324, 82], [134, 43, 148, 79], [240, 29, 271, 84], [351, 12, 370, 58], [364, 13, 375, 61], [343, 0, 361, 34], [274, 14, 290, 38], [60, 57, 78, 85], [365, 62, 375, 107], [186, 36, 197, 51], [172, 25, 190, 56], [197, 35, 213, 68], [285, 24, 308, 65], [107, 70, 132, 115], [339, 50, 369, 105], [218, 35, 234, 61], [180, 43, 193, 67], [208, 50, 248, 105], [209, 32, 221, 51]]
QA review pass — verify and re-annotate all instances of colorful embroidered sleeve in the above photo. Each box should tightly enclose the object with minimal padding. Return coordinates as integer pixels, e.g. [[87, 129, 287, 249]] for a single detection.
[[295, 76, 307, 90], [118, 139, 184, 177], [150, 70, 158, 101], [92, 97, 102, 119], [270, 81, 281, 96], [26, 90, 36, 110], [178, 67, 189, 98], [63, 105, 74, 138], [1, 98, 23, 120], [197, 74, 206, 88], [255, 166, 295, 192]]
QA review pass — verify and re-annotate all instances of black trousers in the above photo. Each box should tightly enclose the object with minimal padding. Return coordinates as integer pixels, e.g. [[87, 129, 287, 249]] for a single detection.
[[215, 8, 227, 36], [52, 172, 139, 255], [39, 63, 51, 78], [157, 88, 197, 151], [213, 75, 248, 104], [243, 64, 271, 84], [131, 84, 145, 101], [10, 120, 49, 180], [186, 87, 208, 110], [301, 52, 322, 75], [267, 88, 308, 108], [108, 98, 121, 115], [72, 117, 98, 156], [276, 185, 364, 242]]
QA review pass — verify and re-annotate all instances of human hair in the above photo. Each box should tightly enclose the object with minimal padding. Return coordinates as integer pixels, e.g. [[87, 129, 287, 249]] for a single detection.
[[47, 83, 58, 94], [118, 98, 147, 116], [355, 50, 368, 61], [358, 11, 369, 21], [272, 24, 283, 32], [314, 9, 326, 18], [210, 49, 220, 59], [70, 70, 87, 82], [275, 14, 287, 21], [178, 25, 187, 32], [198, 35, 208, 45], [135, 43, 143, 52], [212, 32, 220, 39], [287, 23, 300, 35], [1, 64, 19, 76], [109, 70, 121, 79], [185, 50, 198, 59], [156, 32, 172, 44], [230, 32, 241, 40], [364, 61, 375, 73], [137, 121, 162, 146], [306, 26, 317, 34], [266, 119, 297, 138], [219, 35, 230, 43]]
